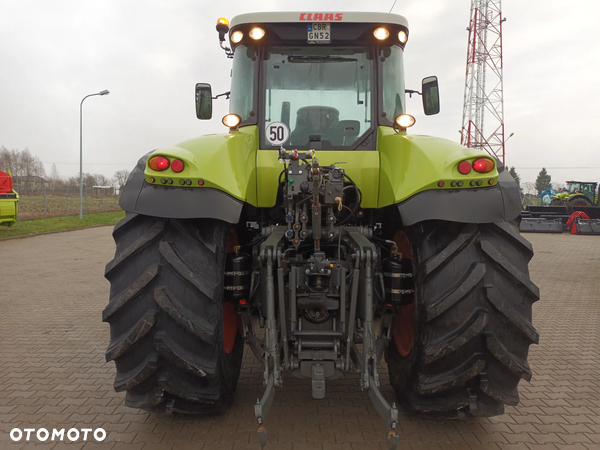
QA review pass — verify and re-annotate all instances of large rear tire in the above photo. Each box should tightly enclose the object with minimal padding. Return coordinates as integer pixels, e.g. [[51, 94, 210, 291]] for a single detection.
[[387, 220, 539, 417], [103, 214, 243, 414], [568, 196, 592, 207]]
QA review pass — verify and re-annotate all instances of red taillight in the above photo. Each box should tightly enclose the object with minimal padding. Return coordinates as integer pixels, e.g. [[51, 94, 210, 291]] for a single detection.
[[148, 156, 170, 171], [458, 160, 472, 174], [171, 159, 184, 173], [473, 158, 495, 173]]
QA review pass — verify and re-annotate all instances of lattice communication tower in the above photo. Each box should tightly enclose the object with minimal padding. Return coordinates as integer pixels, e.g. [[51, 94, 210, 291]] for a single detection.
[[461, 0, 506, 165]]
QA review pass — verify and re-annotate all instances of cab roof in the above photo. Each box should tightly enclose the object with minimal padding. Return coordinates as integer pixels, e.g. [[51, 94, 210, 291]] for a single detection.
[[230, 11, 409, 29]]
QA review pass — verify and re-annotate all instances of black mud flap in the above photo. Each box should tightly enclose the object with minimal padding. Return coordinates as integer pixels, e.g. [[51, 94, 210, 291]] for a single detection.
[[397, 170, 521, 226]]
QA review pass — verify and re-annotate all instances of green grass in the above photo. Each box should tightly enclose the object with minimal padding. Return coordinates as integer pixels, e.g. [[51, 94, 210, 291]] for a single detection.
[[0, 210, 125, 240]]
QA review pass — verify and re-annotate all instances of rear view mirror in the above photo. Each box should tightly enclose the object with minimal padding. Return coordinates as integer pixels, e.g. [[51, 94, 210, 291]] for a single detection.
[[422, 76, 440, 116], [195, 83, 213, 120]]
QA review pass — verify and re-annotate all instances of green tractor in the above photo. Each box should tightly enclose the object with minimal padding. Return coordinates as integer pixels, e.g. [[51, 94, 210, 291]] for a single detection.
[[104, 11, 539, 449], [551, 180, 599, 207]]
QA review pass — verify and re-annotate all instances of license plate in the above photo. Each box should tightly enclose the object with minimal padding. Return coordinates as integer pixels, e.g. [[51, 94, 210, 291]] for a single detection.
[[307, 23, 331, 44]]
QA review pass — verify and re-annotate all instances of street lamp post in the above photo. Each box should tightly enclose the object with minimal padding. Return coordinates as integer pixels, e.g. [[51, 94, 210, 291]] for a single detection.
[[80, 90, 110, 219]]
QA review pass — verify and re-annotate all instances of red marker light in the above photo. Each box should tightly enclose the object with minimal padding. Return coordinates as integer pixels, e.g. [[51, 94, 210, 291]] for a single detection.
[[198, 179, 204, 186], [458, 160, 472, 175], [148, 156, 170, 171], [473, 157, 495, 173], [239, 299, 247, 305], [438, 181, 445, 187], [171, 159, 184, 173]]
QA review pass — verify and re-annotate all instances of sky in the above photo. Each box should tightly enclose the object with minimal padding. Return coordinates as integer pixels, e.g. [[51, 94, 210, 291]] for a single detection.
[[1, 0, 599, 185]]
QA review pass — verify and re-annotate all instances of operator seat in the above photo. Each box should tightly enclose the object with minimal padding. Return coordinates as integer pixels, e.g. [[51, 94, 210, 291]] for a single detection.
[[290, 106, 340, 146]]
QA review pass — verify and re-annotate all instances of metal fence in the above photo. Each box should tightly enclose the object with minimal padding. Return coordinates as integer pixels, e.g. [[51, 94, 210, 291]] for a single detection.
[[13, 185, 122, 221]]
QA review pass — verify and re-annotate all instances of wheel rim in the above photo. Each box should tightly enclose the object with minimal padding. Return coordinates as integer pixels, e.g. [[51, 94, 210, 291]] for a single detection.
[[391, 230, 415, 356], [223, 302, 237, 354]]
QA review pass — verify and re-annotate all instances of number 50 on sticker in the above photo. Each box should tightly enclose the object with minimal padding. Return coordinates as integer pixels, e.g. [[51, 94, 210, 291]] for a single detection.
[[265, 122, 290, 146]]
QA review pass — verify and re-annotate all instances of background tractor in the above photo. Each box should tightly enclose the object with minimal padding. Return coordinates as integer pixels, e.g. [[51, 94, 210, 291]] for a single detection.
[[0, 169, 18, 227], [551, 181, 599, 207], [105, 12, 539, 449]]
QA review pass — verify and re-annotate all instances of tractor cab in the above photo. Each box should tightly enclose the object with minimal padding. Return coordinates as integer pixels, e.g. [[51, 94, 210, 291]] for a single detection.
[[566, 180, 598, 204], [197, 12, 439, 150], [567, 181, 582, 194]]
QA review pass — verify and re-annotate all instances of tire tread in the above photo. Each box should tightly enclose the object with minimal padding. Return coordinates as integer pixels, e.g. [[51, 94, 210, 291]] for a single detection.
[[388, 219, 539, 418], [104, 215, 243, 413]]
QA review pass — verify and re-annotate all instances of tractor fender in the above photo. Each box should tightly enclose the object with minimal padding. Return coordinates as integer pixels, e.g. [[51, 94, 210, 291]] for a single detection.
[[120, 151, 244, 223], [397, 170, 521, 226], [120, 127, 259, 223]]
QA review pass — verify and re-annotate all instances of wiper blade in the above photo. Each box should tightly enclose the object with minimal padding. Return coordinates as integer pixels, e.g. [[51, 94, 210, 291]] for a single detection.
[[288, 55, 358, 63]]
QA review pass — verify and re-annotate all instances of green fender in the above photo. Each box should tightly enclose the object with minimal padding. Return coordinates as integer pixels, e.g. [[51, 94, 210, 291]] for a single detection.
[[120, 127, 258, 222], [377, 127, 521, 224]]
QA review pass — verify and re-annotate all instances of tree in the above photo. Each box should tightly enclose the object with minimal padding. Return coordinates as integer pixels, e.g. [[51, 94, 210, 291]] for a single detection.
[[95, 174, 110, 186], [522, 181, 537, 196], [0, 146, 10, 171], [83, 173, 97, 188], [21, 149, 46, 178], [0, 147, 21, 176], [0, 147, 46, 178], [508, 166, 522, 194], [65, 176, 79, 189], [535, 167, 552, 195], [114, 169, 130, 191], [49, 164, 60, 181]]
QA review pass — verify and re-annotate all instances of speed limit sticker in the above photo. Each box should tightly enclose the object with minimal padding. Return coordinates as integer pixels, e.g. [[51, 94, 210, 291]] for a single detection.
[[265, 122, 290, 146]]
